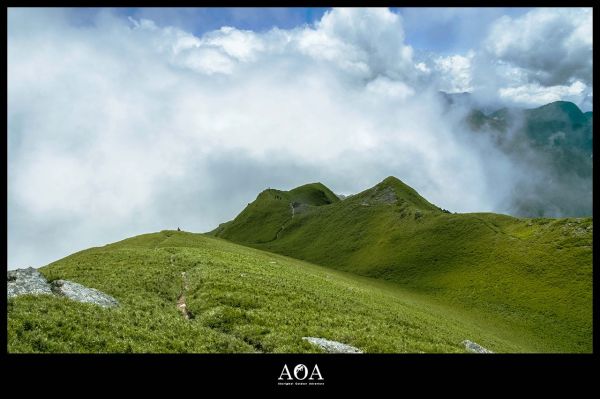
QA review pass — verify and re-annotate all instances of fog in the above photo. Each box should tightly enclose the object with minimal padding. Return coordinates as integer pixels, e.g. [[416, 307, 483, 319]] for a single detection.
[[7, 8, 592, 269]]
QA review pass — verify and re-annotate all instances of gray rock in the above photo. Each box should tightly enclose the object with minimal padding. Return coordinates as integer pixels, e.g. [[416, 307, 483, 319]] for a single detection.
[[373, 186, 398, 204], [358, 186, 397, 207], [8, 267, 119, 308], [51, 280, 119, 308], [7, 267, 53, 298], [291, 202, 309, 214], [303, 337, 363, 353], [462, 340, 493, 353]]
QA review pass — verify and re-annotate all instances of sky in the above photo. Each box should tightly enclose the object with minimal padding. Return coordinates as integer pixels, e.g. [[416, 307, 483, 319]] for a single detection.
[[7, 7, 593, 269]]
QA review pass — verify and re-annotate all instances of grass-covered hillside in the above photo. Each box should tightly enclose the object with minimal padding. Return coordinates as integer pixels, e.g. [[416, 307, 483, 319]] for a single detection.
[[7, 231, 529, 353], [209, 182, 339, 243], [212, 177, 593, 352]]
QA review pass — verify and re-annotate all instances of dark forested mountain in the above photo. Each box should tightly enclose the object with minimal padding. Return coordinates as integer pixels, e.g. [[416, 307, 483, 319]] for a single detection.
[[442, 92, 592, 217]]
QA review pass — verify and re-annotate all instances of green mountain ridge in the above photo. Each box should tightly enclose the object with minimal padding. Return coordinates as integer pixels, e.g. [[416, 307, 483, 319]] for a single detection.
[[364, 176, 441, 211], [7, 176, 592, 353], [209, 182, 339, 242], [6, 94, 594, 353], [211, 177, 593, 352]]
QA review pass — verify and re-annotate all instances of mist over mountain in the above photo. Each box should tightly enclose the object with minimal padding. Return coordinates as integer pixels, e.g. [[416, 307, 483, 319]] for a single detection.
[[9, 176, 590, 353], [7, 7, 592, 269], [440, 92, 592, 217], [6, 7, 593, 356]]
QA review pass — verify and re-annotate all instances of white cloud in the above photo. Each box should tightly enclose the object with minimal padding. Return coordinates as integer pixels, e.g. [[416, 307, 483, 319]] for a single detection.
[[433, 51, 474, 93], [484, 8, 592, 87], [498, 80, 589, 108], [448, 7, 594, 111], [7, 7, 593, 269], [200, 27, 265, 62], [415, 62, 431, 74], [365, 76, 415, 100], [307, 7, 416, 80]]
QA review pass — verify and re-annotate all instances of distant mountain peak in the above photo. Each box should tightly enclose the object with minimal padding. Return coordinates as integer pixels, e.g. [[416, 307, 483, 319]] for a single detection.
[[256, 182, 339, 207], [541, 100, 581, 109], [380, 175, 402, 184], [524, 100, 590, 129], [288, 182, 340, 205], [363, 176, 440, 211]]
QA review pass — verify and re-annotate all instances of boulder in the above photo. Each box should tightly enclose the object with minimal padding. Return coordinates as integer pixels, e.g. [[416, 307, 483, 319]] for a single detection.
[[7, 267, 119, 308], [7, 267, 52, 298], [51, 280, 119, 308], [462, 340, 493, 353], [302, 337, 362, 353]]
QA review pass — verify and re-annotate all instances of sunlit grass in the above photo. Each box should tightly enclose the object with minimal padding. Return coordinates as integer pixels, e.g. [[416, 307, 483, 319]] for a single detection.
[[8, 230, 535, 353], [213, 178, 593, 353]]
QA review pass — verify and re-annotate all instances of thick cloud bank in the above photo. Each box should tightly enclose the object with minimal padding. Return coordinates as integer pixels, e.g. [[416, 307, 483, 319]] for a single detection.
[[7, 8, 592, 268], [478, 8, 592, 109]]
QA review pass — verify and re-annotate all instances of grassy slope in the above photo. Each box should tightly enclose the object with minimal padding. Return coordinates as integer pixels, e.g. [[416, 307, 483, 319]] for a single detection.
[[212, 177, 593, 352], [209, 182, 339, 242], [7, 231, 528, 353]]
